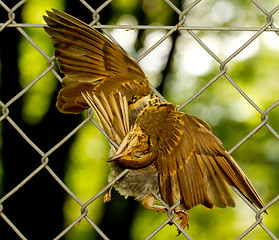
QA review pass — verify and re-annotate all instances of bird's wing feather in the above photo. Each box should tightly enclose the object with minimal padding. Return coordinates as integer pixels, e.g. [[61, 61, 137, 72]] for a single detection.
[[82, 91, 130, 147], [156, 112, 265, 211], [44, 9, 150, 113]]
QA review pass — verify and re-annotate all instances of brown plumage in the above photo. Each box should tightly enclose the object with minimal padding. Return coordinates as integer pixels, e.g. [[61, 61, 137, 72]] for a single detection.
[[44, 9, 266, 232], [43, 9, 150, 114]]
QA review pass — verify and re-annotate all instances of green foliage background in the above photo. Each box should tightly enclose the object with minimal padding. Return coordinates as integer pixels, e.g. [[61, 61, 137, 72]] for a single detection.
[[1, 0, 278, 239]]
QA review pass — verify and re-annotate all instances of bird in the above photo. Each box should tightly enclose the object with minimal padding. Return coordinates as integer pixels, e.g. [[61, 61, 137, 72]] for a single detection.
[[44, 9, 266, 232]]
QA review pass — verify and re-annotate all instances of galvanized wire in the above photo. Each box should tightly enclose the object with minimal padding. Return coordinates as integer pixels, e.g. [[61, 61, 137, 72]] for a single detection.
[[0, 0, 278, 239]]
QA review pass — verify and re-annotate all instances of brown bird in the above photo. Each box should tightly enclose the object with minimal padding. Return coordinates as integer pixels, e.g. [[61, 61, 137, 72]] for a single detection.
[[44, 9, 266, 232]]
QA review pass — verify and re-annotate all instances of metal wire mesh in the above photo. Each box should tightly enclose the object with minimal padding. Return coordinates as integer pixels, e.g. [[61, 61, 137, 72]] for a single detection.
[[0, 0, 278, 239]]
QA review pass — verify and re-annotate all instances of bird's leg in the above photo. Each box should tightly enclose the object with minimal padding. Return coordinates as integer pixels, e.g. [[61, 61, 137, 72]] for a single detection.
[[142, 194, 167, 213], [142, 194, 189, 235]]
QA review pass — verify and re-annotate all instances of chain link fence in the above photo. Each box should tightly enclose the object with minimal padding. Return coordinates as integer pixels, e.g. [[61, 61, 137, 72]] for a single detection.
[[0, 0, 279, 239]]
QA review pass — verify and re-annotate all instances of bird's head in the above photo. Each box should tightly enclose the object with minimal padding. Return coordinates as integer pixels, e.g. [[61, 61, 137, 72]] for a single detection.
[[107, 126, 157, 169]]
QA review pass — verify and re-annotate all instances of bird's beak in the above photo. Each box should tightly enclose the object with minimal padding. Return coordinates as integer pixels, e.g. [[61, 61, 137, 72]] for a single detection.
[[107, 152, 125, 162]]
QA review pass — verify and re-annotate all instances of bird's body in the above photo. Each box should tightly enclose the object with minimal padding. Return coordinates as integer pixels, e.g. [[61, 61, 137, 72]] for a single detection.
[[108, 163, 159, 201], [44, 9, 266, 232]]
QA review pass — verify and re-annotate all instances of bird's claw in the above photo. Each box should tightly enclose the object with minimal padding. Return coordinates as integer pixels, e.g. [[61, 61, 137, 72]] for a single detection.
[[103, 192, 111, 203], [174, 209, 189, 236]]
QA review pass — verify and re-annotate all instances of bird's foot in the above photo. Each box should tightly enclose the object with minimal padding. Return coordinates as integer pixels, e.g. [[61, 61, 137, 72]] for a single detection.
[[174, 209, 189, 236], [103, 184, 114, 203], [103, 192, 111, 203]]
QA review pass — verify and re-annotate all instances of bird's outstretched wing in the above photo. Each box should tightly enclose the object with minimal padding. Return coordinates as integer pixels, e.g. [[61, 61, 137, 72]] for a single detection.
[[44, 9, 150, 114], [156, 111, 265, 211]]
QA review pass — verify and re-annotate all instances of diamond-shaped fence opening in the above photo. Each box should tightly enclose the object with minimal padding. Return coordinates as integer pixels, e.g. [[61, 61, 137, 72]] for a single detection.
[[0, 0, 279, 239]]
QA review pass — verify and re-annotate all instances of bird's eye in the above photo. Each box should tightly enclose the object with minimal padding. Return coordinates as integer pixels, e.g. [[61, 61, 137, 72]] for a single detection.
[[134, 151, 142, 158]]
